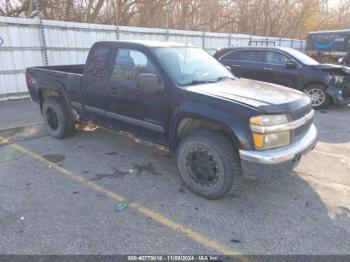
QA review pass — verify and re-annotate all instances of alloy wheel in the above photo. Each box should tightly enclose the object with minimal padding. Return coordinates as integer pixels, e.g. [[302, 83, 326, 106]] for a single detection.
[[305, 88, 326, 107]]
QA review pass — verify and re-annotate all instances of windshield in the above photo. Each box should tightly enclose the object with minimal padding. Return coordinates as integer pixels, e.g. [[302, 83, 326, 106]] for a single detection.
[[286, 48, 319, 65], [152, 47, 234, 86]]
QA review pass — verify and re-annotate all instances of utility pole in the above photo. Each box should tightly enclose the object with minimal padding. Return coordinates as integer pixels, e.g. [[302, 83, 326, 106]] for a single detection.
[[34, 0, 48, 65], [166, 0, 170, 41], [115, 0, 120, 40]]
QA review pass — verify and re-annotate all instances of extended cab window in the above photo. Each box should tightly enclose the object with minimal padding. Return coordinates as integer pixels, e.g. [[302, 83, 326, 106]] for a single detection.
[[86, 46, 113, 78], [112, 48, 158, 82], [266, 51, 289, 65], [237, 51, 264, 62]]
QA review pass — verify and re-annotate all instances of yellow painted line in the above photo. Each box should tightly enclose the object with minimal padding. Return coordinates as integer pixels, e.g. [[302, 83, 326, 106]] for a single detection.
[[0, 136, 248, 259]]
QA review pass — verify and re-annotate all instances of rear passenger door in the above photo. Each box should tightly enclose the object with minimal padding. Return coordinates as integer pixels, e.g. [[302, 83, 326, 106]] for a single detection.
[[219, 50, 266, 82]]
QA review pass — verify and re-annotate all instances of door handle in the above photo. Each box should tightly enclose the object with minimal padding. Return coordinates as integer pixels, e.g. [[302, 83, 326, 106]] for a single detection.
[[231, 64, 240, 68], [108, 86, 119, 94], [263, 68, 273, 71]]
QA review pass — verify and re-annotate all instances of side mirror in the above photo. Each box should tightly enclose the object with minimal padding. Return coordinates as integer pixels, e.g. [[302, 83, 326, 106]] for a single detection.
[[286, 61, 298, 69], [136, 73, 164, 93]]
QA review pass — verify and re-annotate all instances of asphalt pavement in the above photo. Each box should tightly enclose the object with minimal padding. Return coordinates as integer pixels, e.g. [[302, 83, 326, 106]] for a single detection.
[[0, 99, 349, 255]]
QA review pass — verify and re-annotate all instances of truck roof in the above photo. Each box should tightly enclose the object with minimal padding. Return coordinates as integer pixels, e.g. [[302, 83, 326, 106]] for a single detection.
[[95, 40, 192, 48]]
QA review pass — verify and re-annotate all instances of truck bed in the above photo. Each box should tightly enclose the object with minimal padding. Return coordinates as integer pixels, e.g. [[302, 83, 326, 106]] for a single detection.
[[32, 64, 85, 75], [26, 64, 85, 105]]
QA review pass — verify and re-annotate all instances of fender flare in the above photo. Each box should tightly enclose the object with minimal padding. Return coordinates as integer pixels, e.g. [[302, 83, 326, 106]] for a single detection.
[[37, 81, 76, 120], [169, 101, 252, 150]]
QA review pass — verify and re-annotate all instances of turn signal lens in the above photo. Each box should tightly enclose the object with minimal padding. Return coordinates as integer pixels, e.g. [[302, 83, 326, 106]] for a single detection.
[[250, 114, 288, 126], [250, 117, 263, 126], [252, 133, 264, 148]]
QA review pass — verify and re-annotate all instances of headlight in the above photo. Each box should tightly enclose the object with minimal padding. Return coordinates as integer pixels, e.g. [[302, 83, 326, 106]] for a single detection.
[[250, 115, 290, 150], [250, 114, 288, 126], [333, 75, 344, 85]]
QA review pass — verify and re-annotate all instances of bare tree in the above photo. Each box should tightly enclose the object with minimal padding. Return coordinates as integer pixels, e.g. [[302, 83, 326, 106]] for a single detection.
[[0, 0, 348, 38]]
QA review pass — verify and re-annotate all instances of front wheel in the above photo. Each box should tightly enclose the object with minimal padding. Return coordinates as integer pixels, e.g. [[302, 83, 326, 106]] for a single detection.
[[176, 130, 242, 200], [303, 84, 331, 110]]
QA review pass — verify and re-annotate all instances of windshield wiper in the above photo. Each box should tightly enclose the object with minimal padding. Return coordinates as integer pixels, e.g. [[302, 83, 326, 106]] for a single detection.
[[180, 76, 235, 86], [217, 76, 235, 82], [180, 79, 217, 86]]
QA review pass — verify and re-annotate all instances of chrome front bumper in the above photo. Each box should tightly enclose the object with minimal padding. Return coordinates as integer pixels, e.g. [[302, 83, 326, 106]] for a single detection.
[[239, 124, 317, 164]]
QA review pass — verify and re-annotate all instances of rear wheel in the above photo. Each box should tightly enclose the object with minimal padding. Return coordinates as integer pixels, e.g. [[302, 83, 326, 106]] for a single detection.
[[42, 98, 75, 138], [304, 84, 331, 109], [176, 130, 242, 200]]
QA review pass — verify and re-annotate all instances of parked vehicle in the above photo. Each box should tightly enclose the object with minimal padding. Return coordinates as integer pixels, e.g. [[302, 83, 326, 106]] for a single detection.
[[338, 54, 350, 65], [305, 29, 350, 64], [214, 46, 350, 109], [26, 41, 317, 199]]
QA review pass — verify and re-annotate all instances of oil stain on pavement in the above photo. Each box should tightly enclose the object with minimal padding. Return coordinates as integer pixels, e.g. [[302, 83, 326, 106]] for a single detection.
[[132, 160, 162, 176], [42, 154, 66, 163], [91, 167, 128, 181]]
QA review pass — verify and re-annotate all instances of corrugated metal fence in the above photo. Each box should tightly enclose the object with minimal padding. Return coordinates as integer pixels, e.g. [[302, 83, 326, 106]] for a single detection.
[[0, 16, 305, 101]]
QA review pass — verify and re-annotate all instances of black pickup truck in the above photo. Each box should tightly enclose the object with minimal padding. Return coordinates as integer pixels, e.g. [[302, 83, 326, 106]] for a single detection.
[[26, 41, 317, 199]]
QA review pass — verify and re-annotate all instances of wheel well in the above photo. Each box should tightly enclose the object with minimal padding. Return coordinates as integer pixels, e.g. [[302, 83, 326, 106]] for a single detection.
[[302, 81, 327, 91], [175, 117, 239, 148], [38, 88, 79, 121], [38, 88, 62, 111], [302, 81, 334, 103]]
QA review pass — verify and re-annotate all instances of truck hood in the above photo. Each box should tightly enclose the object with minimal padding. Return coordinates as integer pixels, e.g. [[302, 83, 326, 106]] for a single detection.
[[185, 78, 311, 113], [310, 64, 350, 75]]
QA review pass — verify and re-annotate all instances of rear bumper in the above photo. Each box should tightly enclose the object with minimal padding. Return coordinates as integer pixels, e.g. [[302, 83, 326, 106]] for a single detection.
[[239, 124, 317, 165]]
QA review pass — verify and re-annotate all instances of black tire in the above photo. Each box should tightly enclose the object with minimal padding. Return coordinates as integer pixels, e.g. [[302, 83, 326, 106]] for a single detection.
[[176, 130, 242, 200], [42, 97, 75, 139], [303, 84, 331, 110]]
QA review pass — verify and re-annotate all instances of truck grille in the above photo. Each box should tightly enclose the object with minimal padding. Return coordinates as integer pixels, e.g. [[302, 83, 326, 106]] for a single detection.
[[289, 105, 313, 143], [289, 104, 312, 121], [293, 120, 312, 141]]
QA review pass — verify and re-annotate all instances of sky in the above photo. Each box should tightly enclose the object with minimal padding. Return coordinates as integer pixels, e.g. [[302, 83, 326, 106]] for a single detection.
[[327, 0, 341, 8]]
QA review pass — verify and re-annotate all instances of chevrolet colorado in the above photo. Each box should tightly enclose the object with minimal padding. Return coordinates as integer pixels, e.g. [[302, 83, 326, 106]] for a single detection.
[[26, 41, 317, 199]]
